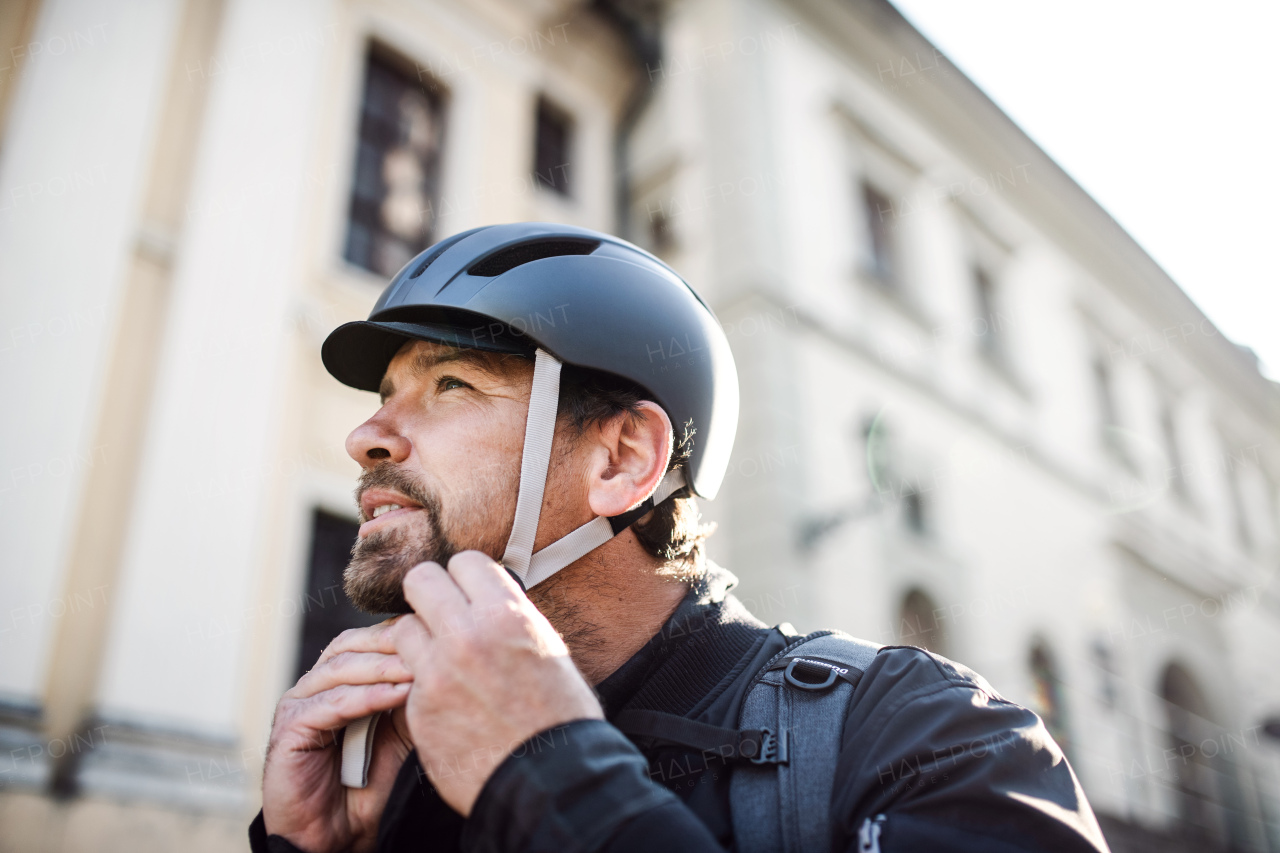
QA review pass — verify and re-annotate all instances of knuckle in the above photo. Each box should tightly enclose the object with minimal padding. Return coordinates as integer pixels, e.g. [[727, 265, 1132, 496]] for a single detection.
[[323, 628, 356, 656], [342, 625, 372, 643], [328, 683, 358, 708], [390, 617, 414, 645], [272, 700, 302, 732], [376, 655, 401, 680]]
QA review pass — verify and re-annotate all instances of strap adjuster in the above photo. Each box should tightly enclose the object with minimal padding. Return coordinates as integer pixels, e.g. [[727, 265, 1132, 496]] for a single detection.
[[741, 727, 787, 765], [784, 658, 840, 691]]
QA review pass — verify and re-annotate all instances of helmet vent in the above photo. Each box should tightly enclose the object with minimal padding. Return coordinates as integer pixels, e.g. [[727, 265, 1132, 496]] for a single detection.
[[409, 230, 474, 279], [467, 238, 599, 277]]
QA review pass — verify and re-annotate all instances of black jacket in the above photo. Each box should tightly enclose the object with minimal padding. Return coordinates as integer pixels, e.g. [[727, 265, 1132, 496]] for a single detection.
[[251, 567, 1109, 852]]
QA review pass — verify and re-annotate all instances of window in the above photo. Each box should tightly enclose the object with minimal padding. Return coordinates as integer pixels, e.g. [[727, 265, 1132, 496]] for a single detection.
[[898, 588, 947, 656], [1029, 642, 1070, 757], [1091, 354, 1131, 468], [1159, 663, 1225, 846], [1089, 639, 1118, 710], [863, 415, 929, 535], [972, 266, 1002, 360], [1223, 445, 1253, 552], [344, 46, 446, 278], [1092, 356, 1118, 434], [861, 181, 898, 285], [649, 208, 675, 255], [901, 491, 927, 535], [533, 97, 572, 196], [861, 413, 893, 494], [294, 509, 383, 683], [1159, 401, 1190, 503]]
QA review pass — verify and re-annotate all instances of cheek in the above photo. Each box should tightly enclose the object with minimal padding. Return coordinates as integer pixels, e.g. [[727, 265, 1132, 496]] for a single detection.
[[428, 416, 523, 508]]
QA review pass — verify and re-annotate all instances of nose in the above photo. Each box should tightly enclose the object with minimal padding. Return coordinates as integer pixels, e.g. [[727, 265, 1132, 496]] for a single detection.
[[346, 409, 411, 467]]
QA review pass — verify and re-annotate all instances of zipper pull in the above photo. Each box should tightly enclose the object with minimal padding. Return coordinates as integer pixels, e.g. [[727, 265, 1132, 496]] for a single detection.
[[857, 814, 886, 853]]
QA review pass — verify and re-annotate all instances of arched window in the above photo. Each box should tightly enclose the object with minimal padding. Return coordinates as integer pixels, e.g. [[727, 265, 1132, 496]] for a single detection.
[[1159, 663, 1223, 846], [897, 588, 947, 656], [1029, 642, 1070, 757]]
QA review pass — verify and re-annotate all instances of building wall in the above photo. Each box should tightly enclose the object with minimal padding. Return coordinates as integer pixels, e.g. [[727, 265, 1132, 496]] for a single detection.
[[626, 0, 1280, 848]]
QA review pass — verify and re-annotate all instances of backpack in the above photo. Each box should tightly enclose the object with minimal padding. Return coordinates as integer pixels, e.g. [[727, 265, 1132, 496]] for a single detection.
[[615, 629, 884, 853]]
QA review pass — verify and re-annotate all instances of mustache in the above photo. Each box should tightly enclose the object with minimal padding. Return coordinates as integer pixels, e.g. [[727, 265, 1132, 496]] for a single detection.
[[354, 463, 442, 521]]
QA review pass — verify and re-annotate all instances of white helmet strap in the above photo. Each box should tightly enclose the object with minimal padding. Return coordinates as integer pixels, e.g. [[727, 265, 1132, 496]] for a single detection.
[[501, 348, 686, 589], [500, 348, 562, 579]]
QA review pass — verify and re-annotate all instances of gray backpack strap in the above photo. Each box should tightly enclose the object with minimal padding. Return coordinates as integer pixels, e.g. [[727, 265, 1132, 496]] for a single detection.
[[731, 630, 882, 853]]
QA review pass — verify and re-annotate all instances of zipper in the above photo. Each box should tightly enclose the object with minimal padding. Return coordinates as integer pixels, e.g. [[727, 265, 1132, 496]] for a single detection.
[[857, 814, 887, 853]]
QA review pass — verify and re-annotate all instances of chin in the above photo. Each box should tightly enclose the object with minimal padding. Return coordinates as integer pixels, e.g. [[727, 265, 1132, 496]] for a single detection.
[[344, 528, 427, 614]]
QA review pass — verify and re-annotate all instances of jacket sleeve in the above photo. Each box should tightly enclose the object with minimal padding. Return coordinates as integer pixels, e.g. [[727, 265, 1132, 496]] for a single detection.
[[830, 647, 1110, 853], [249, 752, 465, 853], [248, 811, 309, 853], [462, 718, 726, 853]]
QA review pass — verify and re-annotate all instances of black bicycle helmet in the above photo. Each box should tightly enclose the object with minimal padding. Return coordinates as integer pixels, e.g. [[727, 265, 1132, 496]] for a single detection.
[[322, 222, 738, 588]]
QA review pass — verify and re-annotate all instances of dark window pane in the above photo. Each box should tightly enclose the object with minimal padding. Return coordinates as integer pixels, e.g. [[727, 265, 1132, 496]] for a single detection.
[[861, 181, 896, 284], [1160, 664, 1225, 845], [344, 47, 446, 277], [649, 208, 674, 254], [973, 266, 1001, 357], [898, 589, 946, 656], [1092, 356, 1120, 451], [1029, 643, 1070, 758], [902, 490, 927, 535], [534, 98, 572, 195], [293, 509, 382, 683]]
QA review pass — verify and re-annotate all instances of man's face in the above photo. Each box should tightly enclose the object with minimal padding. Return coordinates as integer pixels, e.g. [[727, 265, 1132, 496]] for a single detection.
[[343, 339, 535, 613]]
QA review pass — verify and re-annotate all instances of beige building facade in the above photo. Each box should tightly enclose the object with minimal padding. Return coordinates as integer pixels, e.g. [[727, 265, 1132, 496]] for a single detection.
[[1, 0, 1277, 851]]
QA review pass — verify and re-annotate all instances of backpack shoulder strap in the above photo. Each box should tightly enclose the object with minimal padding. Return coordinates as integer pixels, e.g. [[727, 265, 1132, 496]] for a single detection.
[[730, 630, 883, 853]]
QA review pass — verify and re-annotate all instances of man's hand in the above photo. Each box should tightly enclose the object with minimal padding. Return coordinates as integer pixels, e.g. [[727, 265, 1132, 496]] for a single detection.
[[262, 620, 416, 853], [393, 551, 605, 816]]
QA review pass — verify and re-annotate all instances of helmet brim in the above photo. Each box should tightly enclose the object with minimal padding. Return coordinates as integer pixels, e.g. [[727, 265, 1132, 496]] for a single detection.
[[321, 318, 534, 393]]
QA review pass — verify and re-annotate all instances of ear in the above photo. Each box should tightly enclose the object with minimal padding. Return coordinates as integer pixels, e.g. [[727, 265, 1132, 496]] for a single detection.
[[585, 402, 673, 518]]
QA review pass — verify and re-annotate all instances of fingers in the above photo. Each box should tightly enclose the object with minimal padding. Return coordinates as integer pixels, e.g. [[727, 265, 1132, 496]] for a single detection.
[[276, 682, 411, 750], [447, 550, 523, 606], [402, 561, 470, 633], [391, 607, 434, 670], [313, 618, 402, 667], [289, 652, 413, 701]]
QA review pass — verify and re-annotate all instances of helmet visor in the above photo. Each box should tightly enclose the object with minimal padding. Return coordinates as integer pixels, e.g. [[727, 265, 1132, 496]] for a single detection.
[[322, 316, 534, 393]]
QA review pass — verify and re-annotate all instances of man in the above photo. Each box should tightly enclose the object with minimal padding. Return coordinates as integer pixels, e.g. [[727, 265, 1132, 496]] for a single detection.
[[252, 223, 1110, 852]]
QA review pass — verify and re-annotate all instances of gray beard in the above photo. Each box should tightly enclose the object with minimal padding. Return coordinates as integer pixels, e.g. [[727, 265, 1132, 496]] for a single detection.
[[344, 465, 458, 614], [343, 461, 607, 657]]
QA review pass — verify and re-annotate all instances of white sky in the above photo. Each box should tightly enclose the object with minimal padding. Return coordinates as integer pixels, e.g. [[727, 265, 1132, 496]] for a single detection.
[[889, 0, 1280, 381]]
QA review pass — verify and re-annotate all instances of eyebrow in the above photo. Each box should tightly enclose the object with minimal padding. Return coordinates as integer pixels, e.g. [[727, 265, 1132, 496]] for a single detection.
[[379, 347, 513, 400]]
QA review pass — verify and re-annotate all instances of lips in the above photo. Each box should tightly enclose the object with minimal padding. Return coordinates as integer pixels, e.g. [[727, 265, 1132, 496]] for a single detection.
[[358, 487, 424, 538]]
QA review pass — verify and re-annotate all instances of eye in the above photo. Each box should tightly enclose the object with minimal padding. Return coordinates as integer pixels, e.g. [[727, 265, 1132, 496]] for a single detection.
[[438, 376, 470, 392]]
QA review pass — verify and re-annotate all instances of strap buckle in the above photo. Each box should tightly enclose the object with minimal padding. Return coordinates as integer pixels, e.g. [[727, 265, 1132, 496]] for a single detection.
[[740, 727, 788, 765]]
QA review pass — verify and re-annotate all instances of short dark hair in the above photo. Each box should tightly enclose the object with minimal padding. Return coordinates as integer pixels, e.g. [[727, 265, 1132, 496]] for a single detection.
[[557, 365, 712, 577]]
